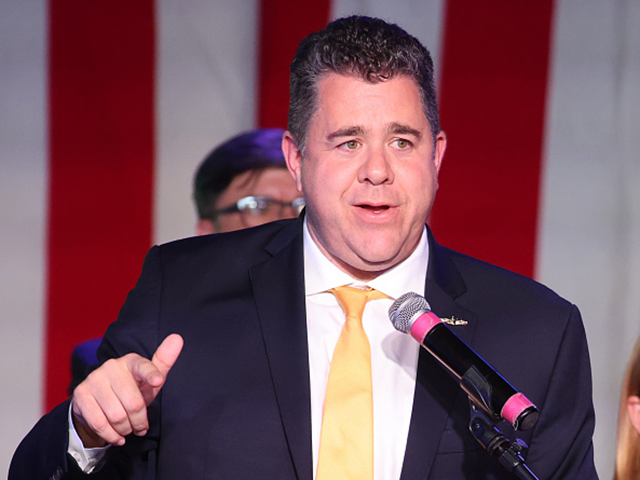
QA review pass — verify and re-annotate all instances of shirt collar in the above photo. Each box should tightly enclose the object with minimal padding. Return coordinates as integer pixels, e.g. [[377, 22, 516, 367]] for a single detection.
[[302, 217, 429, 301]]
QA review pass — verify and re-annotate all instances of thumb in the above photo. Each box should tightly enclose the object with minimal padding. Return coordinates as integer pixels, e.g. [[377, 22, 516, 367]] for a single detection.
[[136, 334, 184, 388], [128, 334, 184, 406], [151, 333, 184, 381]]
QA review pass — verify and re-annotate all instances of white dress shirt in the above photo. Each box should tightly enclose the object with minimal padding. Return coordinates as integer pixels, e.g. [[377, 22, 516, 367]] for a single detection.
[[303, 219, 427, 480]]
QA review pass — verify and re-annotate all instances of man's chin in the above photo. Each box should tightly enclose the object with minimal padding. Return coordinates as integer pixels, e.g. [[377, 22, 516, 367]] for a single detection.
[[337, 251, 407, 281]]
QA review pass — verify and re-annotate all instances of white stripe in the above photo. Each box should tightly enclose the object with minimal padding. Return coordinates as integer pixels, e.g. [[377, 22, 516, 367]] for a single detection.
[[0, 0, 48, 475], [154, 0, 260, 245], [4, 1, 640, 477], [539, 0, 640, 475]]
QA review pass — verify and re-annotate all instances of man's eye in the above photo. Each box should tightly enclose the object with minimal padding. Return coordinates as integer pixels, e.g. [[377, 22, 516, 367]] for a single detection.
[[395, 139, 411, 149], [342, 140, 359, 150]]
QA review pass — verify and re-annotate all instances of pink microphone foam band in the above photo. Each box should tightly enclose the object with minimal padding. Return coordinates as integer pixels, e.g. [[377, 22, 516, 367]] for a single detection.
[[409, 311, 442, 343], [501, 392, 535, 426]]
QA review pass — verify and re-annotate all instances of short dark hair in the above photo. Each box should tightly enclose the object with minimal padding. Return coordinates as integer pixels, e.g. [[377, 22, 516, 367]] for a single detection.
[[288, 15, 440, 153], [193, 128, 287, 220]]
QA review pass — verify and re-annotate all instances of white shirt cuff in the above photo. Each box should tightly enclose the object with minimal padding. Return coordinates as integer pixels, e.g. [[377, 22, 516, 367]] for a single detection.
[[67, 401, 110, 473]]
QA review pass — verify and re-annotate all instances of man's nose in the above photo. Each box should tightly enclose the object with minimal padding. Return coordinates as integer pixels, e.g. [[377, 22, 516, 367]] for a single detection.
[[359, 147, 394, 185]]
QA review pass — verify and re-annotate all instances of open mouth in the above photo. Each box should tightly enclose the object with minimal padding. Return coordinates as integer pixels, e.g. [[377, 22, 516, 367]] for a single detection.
[[358, 204, 391, 213]]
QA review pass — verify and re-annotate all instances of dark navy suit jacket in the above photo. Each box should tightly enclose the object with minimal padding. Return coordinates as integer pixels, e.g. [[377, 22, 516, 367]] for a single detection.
[[10, 217, 599, 479]]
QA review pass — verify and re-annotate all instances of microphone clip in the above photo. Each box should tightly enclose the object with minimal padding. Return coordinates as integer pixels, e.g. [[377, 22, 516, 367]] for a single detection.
[[461, 364, 539, 432], [461, 365, 497, 420], [468, 401, 540, 480]]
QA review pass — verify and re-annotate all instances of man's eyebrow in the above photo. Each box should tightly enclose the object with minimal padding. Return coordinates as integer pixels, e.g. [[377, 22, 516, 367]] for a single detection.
[[388, 122, 422, 139], [327, 126, 365, 141], [326, 123, 422, 141]]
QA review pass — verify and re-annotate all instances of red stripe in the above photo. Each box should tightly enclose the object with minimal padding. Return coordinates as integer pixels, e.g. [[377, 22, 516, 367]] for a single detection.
[[257, 0, 331, 128], [430, 1, 555, 278], [46, 0, 155, 411]]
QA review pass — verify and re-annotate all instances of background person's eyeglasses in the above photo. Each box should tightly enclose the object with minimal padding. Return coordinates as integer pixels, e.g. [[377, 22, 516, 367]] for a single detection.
[[214, 196, 305, 226]]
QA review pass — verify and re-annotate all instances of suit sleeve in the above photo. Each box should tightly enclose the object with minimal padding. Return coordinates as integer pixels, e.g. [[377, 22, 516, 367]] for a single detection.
[[525, 305, 599, 480], [9, 400, 76, 480]]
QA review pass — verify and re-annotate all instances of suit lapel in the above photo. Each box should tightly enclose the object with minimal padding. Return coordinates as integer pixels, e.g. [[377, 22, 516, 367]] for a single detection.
[[250, 219, 313, 480], [401, 230, 478, 479]]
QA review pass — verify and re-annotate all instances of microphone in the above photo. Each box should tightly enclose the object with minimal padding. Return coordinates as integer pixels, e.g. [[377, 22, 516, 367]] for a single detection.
[[388, 292, 539, 431]]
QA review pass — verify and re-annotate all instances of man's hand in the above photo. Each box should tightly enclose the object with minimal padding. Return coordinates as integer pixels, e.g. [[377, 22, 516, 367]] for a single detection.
[[72, 334, 184, 448]]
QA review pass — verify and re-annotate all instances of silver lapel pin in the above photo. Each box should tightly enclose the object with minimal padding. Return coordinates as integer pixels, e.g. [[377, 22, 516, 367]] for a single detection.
[[441, 316, 468, 326]]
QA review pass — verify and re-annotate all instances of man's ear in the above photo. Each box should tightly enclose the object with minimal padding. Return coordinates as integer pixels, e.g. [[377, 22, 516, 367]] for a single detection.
[[282, 131, 303, 192], [627, 395, 640, 434], [434, 130, 447, 174], [196, 219, 217, 236]]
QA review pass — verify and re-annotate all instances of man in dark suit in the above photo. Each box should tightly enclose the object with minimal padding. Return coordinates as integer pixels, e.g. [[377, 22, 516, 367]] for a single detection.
[[10, 15, 599, 480]]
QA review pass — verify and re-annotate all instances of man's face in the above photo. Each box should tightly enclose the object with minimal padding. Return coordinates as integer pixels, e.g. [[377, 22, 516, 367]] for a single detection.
[[197, 167, 301, 235], [284, 73, 446, 280]]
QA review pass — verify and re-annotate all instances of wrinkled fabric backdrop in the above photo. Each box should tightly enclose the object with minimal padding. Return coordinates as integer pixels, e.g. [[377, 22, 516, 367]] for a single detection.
[[1, 0, 639, 477]]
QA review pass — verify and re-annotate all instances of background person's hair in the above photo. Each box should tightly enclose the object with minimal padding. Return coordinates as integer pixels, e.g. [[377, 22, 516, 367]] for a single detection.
[[287, 15, 440, 153], [193, 128, 287, 220], [614, 335, 640, 480]]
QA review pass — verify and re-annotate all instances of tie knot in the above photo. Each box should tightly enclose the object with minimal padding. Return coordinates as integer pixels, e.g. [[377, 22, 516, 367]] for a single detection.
[[329, 286, 388, 321]]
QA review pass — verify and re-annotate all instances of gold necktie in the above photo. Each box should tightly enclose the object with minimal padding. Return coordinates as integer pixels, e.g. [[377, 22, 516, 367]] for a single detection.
[[316, 286, 388, 480]]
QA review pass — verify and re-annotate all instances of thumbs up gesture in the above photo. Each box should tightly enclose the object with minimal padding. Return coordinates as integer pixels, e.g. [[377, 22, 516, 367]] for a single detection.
[[72, 334, 184, 447]]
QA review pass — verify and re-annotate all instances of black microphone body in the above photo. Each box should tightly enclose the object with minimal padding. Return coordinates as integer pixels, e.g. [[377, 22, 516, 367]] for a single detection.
[[389, 292, 539, 431], [423, 322, 524, 419]]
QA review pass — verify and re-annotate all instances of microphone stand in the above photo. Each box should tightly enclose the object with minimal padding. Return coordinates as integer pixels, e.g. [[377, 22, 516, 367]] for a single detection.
[[460, 367, 540, 480], [468, 402, 539, 480]]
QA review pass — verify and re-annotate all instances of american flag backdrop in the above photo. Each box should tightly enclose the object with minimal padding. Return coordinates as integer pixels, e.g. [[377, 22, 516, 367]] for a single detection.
[[1, 0, 640, 477]]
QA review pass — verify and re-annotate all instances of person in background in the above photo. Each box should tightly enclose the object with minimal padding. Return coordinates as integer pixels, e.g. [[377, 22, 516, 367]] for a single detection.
[[68, 127, 303, 393], [193, 128, 304, 235], [614, 334, 640, 480]]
